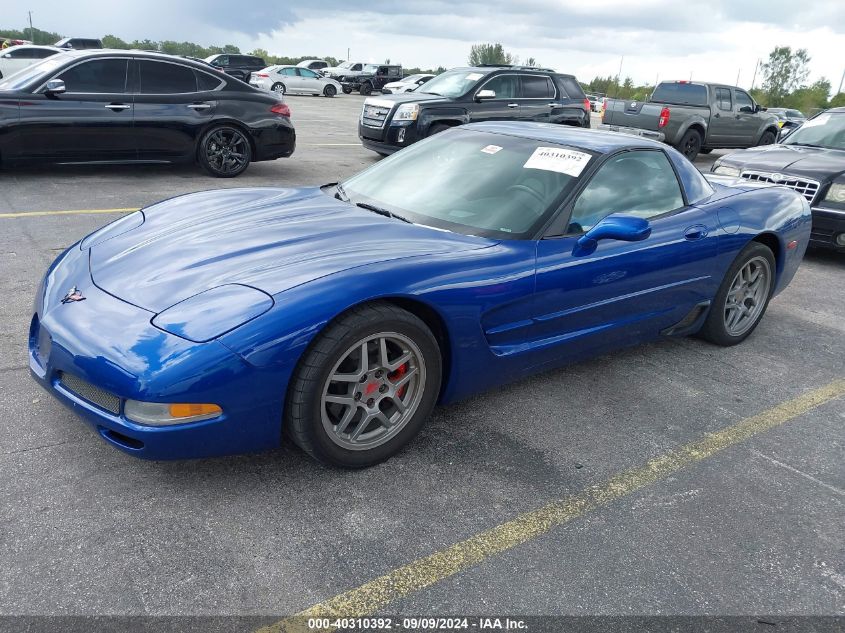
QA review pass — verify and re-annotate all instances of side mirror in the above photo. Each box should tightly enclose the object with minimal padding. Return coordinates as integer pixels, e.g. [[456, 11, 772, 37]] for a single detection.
[[44, 79, 66, 95], [757, 104, 766, 112], [573, 214, 652, 256], [475, 89, 496, 101], [739, 105, 753, 114]]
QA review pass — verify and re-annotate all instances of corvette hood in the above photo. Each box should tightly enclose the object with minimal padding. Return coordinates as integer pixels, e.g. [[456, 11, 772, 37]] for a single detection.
[[89, 187, 495, 313], [721, 144, 845, 183]]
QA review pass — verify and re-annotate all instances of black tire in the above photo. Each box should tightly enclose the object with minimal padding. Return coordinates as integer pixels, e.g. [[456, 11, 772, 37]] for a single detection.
[[676, 129, 702, 161], [197, 125, 252, 178], [758, 130, 777, 146], [700, 148, 713, 154], [427, 123, 451, 137], [342, 86, 352, 94], [285, 303, 442, 468], [698, 242, 776, 346], [359, 82, 372, 96], [270, 82, 285, 95], [323, 84, 337, 97]]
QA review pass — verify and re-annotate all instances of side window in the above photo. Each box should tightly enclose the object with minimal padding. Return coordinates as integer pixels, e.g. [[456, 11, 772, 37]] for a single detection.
[[481, 74, 518, 99], [7, 49, 28, 58], [196, 71, 222, 91], [55, 59, 128, 93], [35, 49, 58, 59], [352, 64, 362, 71], [559, 76, 584, 99], [522, 75, 554, 99], [715, 87, 732, 111], [568, 151, 684, 233], [214, 56, 228, 67], [735, 90, 753, 112], [138, 60, 197, 94], [298, 68, 318, 78], [282, 67, 298, 76]]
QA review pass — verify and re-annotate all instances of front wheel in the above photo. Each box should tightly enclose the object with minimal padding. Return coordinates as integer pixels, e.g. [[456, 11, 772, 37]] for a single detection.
[[758, 130, 776, 146], [698, 242, 775, 346], [676, 129, 702, 161], [198, 125, 252, 178], [323, 84, 337, 97], [359, 82, 372, 95], [285, 303, 442, 468], [342, 86, 352, 94]]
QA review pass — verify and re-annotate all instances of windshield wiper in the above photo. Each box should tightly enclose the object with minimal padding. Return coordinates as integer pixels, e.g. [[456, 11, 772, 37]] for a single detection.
[[334, 182, 349, 202], [356, 202, 412, 224], [420, 91, 441, 96], [787, 142, 827, 149]]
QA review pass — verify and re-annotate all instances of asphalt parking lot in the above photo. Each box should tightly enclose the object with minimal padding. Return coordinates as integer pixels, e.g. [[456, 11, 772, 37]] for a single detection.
[[0, 94, 843, 627]]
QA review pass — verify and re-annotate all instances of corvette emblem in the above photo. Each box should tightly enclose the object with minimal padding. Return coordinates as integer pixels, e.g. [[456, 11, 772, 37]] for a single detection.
[[771, 173, 784, 182], [61, 286, 86, 304]]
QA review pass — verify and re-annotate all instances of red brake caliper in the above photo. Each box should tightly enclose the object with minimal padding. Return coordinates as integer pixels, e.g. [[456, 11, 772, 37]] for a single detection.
[[389, 363, 409, 398]]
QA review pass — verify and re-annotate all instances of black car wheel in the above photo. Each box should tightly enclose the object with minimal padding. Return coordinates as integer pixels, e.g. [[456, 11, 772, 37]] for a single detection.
[[271, 82, 286, 95], [323, 84, 337, 97], [677, 129, 702, 161], [285, 302, 442, 468], [342, 86, 352, 94], [359, 82, 372, 96], [198, 126, 252, 178], [758, 130, 777, 146], [698, 242, 775, 346]]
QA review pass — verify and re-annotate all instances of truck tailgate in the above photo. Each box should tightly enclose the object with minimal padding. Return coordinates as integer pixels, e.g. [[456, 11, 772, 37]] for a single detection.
[[603, 100, 663, 131]]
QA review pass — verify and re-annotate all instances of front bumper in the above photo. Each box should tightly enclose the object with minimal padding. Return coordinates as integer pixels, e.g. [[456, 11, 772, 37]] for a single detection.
[[29, 245, 285, 459], [598, 123, 665, 142], [809, 206, 845, 251]]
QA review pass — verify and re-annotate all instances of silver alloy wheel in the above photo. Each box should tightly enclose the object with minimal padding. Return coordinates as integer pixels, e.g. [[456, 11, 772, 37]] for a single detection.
[[272, 82, 285, 94], [321, 332, 426, 451], [723, 255, 772, 336]]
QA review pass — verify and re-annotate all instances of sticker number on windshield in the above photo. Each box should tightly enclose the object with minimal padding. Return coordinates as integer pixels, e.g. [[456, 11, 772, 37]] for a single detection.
[[523, 147, 591, 177], [481, 145, 503, 154]]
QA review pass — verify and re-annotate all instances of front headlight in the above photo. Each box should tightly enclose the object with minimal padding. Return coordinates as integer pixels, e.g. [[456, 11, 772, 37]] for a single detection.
[[125, 400, 222, 426], [393, 103, 419, 121], [824, 182, 845, 204], [713, 164, 741, 177]]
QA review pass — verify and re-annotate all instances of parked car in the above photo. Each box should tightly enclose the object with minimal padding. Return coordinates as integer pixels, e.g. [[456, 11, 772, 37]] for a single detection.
[[0, 50, 295, 177], [767, 107, 807, 138], [54, 38, 103, 50], [296, 59, 329, 72], [250, 65, 341, 97], [381, 73, 434, 94], [1, 38, 32, 48], [585, 93, 603, 112], [323, 61, 368, 80], [600, 80, 780, 160], [0, 45, 61, 79], [30, 123, 810, 466], [203, 53, 266, 83], [359, 65, 591, 156], [712, 107, 845, 252], [342, 64, 402, 95]]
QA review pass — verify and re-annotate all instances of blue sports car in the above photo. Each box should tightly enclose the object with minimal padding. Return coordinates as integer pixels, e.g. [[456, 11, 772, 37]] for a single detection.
[[30, 123, 811, 467]]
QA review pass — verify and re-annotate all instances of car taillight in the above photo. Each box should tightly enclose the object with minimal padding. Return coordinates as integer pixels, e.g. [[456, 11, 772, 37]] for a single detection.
[[658, 106, 670, 128], [255, 73, 269, 78], [583, 98, 590, 112], [601, 99, 607, 122], [270, 103, 291, 117]]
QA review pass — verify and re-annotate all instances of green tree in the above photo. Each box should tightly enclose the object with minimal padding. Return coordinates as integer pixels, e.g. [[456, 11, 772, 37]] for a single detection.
[[783, 78, 831, 113], [468, 43, 513, 66], [830, 92, 845, 108], [761, 46, 811, 106], [222, 44, 241, 54], [102, 34, 129, 49]]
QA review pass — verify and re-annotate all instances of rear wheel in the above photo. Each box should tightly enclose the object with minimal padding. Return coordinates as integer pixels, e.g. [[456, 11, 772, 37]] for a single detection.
[[698, 242, 775, 346], [360, 82, 372, 95], [676, 129, 702, 161], [198, 125, 252, 178], [758, 130, 777, 146], [342, 86, 352, 94], [285, 303, 442, 468], [323, 84, 337, 97], [271, 82, 286, 95]]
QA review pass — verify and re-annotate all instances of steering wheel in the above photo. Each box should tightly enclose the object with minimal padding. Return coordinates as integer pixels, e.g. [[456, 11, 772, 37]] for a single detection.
[[504, 184, 545, 206]]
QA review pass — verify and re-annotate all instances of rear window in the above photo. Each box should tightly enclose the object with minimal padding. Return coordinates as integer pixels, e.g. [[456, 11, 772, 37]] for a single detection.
[[652, 82, 708, 106], [555, 75, 584, 100]]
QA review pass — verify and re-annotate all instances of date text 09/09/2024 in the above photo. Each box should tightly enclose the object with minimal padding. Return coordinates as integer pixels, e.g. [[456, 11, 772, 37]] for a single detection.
[[306, 617, 528, 630]]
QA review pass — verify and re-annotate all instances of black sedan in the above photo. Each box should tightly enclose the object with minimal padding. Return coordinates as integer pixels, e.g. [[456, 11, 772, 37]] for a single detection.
[[712, 107, 845, 252], [0, 50, 295, 177]]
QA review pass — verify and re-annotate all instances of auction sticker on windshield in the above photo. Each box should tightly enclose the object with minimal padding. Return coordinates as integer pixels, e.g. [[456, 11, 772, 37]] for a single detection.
[[481, 145, 503, 154], [523, 147, 590, 177]]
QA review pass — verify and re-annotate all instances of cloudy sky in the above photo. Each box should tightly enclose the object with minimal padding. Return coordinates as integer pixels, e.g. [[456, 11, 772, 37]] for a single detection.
[[17, 0, 845, 91]]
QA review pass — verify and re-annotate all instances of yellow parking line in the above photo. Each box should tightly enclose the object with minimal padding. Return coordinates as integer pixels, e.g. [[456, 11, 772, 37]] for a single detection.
[[260, 378, 845, 633], [0, 208, 138, 219]]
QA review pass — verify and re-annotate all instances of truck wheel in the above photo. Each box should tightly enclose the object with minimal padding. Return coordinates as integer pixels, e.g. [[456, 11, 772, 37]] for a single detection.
[[342, 86, 352, 94], [757, 130, 776, 146], [360, 82, 372, 96], [677, 129, 702, 161]]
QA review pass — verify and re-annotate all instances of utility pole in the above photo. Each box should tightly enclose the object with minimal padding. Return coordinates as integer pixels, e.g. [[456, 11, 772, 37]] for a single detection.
[[750, 59, 760, 91], [735, 68, 741, 87], [28, 10, 35, 44], [347, 47, 350, 62], [613, 55, 623, 98], [838, 67, 845, 95]]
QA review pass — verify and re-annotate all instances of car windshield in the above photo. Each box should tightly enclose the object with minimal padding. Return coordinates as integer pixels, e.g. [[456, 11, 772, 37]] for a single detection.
[[416, 69, 486, 97], [339, 61, 356, 69], [783, 112, 845, 150], [363, 64, 379, 73], [0, 53, 68, 90], [404, 74, 424, 82], [341, 129, 591, 239]]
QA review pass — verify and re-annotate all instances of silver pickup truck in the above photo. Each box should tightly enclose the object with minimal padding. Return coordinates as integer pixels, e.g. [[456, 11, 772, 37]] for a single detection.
[[600, 81, 780, 160]]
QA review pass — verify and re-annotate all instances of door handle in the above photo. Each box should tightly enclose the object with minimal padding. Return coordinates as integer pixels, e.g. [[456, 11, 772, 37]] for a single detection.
[[507, 103, 519, 108], [105, 103, 131, 111], [684, 225, 709, 241], [187, 103, 212, 110], [714, 113, 720, 118]]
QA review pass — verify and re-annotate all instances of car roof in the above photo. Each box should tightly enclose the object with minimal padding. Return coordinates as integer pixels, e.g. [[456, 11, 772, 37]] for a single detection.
[[2, 44, 61, 51], [463, 122, 667, 153]]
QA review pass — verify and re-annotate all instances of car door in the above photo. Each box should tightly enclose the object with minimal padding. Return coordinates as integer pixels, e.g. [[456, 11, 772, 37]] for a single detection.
[[297, 67, 323, 93], [472, 73, 521, 123], [519, 75, 554, 123], [531, 149, 719, 363], [15, 56, 135, 162], [279, 67, 302, 93], [133, 58, 216, 161], [707, 86, 735, 145], [733, 89, 758, 145]]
